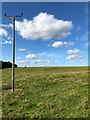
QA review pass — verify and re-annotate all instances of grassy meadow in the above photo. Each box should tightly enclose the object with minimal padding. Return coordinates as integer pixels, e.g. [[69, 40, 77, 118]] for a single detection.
[[2, 66, 89, 119]]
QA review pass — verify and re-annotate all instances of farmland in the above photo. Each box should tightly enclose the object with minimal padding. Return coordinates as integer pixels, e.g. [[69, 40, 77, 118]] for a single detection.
[[2, 66, 89, 119]]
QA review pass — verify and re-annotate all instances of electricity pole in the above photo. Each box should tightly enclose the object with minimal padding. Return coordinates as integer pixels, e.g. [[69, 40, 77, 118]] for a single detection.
[[5, 13, 23, 92]]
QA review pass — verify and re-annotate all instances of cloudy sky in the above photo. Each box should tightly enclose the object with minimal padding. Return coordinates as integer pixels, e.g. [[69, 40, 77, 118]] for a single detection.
[[0, 2, 88, 67]]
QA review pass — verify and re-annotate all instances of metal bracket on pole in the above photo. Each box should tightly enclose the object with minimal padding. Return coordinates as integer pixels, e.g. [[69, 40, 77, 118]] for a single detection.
[[5, 13, 23, 92]]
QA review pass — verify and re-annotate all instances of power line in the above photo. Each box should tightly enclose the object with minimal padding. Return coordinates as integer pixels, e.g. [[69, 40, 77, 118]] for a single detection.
[[5, 13, 23, 92]]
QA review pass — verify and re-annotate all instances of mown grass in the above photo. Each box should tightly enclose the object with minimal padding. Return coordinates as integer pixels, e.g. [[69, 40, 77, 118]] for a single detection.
[[2, 66, 89, 119]]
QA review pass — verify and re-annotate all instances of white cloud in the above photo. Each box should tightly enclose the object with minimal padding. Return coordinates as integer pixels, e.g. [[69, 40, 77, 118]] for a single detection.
[[50, 41, 74, 48], [17, 60, 25, 63], [38, 52, 54, 58], [26, 53, 37, 59], [76, 37, 79, 40], [67, 49, 80, 54], [31, 60, 39, 63], [76, 26, 81, 31], [66, 54, 82, 60], [17, 60, 29, 64], [80, 59, 85, 64], [0, 28, 8, 37], [31, 60, 54, 64], [0, 28, 12, 45], [0, 40, 12, 44], [17, 56, 21, 59], [7, 36, 11, 40], [47, 61, 54, 64], [31, 59, 45, 64], [38, 52, 47, 57], [18, 48, 27, 51], [85, 41, 90, 47], [0, 23, 12, 28], [66, 48, 86, 63], [17, 59, 54, 65], [15, 12, 73, 40]]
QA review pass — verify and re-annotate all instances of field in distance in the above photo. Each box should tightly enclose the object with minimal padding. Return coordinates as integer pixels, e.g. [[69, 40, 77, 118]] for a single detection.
[[2, 66, 89, 119]]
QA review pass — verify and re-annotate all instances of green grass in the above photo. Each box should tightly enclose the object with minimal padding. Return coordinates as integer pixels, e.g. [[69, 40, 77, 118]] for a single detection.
[[2, 67, 89, 119]]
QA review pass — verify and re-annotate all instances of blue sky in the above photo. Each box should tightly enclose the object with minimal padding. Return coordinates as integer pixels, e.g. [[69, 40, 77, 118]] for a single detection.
[[0, 2, 88, 67]]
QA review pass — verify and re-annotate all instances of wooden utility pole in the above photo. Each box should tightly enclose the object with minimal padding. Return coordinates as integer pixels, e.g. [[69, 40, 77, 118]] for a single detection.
[[5, 13, 23, 92]]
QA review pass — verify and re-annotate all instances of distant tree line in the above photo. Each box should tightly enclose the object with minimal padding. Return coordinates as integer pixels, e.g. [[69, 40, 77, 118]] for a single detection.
[[0, 61, 18, 69]]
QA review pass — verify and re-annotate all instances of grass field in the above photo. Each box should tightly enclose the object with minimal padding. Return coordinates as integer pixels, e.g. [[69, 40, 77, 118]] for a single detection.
[[2, 66, 89, 119]]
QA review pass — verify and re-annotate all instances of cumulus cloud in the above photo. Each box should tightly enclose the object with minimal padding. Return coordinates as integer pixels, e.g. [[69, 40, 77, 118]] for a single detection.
[[0, 28, 8, 37], [18, 48, 27, 51], [0, 23, 12, 28], [7, 36, 11, 40], [15, 12, 73, 40], [50, 41, 74, 48], [67, 49, 80, 54], [0, 28, 12, 45], [66, 54, 82, 60], [66, 48, 84, 61], [0, 40, 12, 44], [26, 53, 37, 59]]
